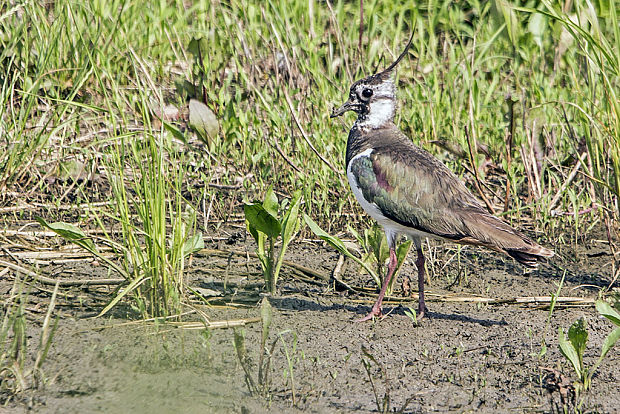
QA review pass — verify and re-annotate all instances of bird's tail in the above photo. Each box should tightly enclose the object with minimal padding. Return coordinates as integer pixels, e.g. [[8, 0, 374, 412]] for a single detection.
[[458, 211, 554, 268], [506, 245, 554, 269]]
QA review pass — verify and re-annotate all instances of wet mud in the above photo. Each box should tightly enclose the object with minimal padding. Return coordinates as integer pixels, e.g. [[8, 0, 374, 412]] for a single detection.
[[3, 235, 619, 413]]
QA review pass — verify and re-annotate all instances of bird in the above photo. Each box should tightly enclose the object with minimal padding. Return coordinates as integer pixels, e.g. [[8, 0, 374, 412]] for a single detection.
[[330, 35, 554, 322]]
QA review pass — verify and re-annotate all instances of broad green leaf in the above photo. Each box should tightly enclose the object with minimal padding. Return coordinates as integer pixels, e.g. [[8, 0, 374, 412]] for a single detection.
[[189, 99, 219, 142], [368, 225, 389, 270], [36, 217, 96, 252], [304, 213, 350, 254], [182, 233, 204, 257], [244, 203, 281, 238], [273, 191, 303, 287], [558, 326, 582, 378], [247, 219, 260, 244], [568, 318, 588, 367], [388, 239, 413, 294], [280, 191, 302, 246], [395, 239, 413, 275], [495, 0, 519, 45], [188, 36, 209, 61], [263, 186, 279, 218], [592, 326, 620, 376], [347, 224, 365, 252], [37, 218, 129, 282], [291, 203, 302, 237], [280, 197, 290, 212], [600, 327, 620, 360], [528, 12, 547, 47], [256, 230, 266, 262], [255, 249, 268, 273], [163, 120, 187, 144], [596, 300, 620, 327]]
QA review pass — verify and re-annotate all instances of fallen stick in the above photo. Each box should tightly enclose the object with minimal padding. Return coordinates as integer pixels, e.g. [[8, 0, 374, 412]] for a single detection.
[[4, 251, 595, 308], [0, 259, 124, 286], [196, 248, 330, 281], [331, 274, 595, 306], [0, 247, 330, 288], [174, 317, 262, 330]]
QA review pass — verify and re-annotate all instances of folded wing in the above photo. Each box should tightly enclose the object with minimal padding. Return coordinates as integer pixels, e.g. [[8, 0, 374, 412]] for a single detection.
[[349, 136, 553, 267]]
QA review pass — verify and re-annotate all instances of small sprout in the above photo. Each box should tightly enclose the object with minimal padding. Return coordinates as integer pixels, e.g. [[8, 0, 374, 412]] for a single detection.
[[556, 301, 620, 408], [245, 187, 302, 293], [404, 307, 417, 325]]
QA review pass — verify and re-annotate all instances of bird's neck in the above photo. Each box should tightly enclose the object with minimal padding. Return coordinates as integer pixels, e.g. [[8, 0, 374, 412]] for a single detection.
[[345, 126, 368, 167], [355, 98, 395, 130]]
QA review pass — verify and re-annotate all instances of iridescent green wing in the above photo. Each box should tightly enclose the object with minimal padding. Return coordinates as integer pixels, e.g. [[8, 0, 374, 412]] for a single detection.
[[349, 146, 484, 239]]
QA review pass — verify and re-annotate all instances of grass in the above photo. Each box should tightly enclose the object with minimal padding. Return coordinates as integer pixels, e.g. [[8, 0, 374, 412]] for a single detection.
[[0, 0, 616, 320], [0, 278, 58, 405], [1, 0, 618, 227]]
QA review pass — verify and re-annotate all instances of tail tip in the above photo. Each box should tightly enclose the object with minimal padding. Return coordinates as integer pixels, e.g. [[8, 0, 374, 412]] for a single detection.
[[509, 245, 554, 268]]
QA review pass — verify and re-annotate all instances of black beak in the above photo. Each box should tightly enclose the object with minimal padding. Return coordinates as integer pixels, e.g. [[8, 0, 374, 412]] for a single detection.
[[330, 99, 357, 118]]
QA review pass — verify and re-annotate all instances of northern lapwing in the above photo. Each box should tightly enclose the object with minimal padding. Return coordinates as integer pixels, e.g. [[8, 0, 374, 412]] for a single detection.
[[331, 36, 554, 321]]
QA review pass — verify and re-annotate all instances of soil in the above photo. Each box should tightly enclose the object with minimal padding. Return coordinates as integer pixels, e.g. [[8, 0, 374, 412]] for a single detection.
[[2, 231, 620, 414]]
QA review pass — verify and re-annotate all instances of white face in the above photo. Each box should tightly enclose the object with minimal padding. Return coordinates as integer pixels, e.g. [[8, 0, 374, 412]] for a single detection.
[[353, 80, 396, 129], [354, 80, 395, 100]]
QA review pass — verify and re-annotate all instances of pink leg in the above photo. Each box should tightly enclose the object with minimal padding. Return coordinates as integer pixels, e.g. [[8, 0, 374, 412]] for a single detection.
[[355, 247, 398, 322], [415, 247, 429, 319]]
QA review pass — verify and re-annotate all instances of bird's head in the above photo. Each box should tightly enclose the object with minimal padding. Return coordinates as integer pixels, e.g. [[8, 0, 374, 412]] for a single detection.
[[331, 34, 413, 129]]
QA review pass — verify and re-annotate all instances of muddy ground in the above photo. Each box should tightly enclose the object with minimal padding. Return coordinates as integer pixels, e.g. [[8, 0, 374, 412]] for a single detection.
[[2, 230, 620, 413]]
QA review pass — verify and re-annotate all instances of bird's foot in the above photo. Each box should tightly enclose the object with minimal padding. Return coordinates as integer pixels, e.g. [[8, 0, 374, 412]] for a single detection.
[[354, 305, 383, 322], [416, 303, 429, 321]]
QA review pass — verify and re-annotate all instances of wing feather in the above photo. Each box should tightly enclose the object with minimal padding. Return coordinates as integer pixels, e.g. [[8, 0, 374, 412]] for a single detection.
[[348, 128, 553, 266]]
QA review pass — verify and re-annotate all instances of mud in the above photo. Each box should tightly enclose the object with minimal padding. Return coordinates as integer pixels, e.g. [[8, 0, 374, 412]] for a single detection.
[[3, 234, 620, 413]]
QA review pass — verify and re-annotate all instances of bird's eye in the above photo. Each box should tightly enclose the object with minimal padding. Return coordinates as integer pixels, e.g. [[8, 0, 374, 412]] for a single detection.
[[361, 88, 373, 98]]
